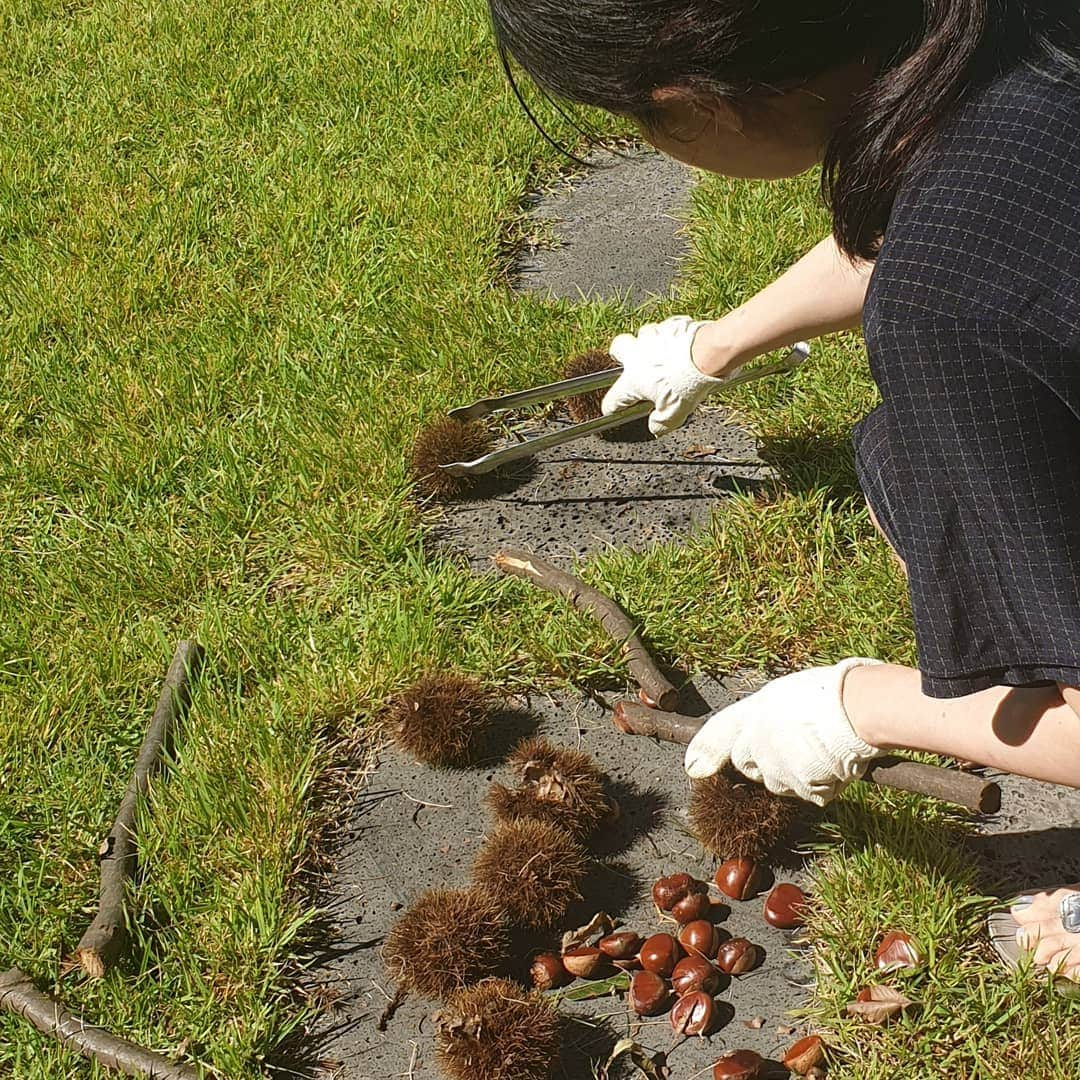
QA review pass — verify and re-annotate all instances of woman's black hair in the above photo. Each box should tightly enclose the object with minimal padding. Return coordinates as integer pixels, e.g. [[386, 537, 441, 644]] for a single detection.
[[489, 0, 1080, 259]]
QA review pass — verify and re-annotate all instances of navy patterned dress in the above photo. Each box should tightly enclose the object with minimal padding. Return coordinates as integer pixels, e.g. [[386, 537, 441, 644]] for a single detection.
[[855, 48, 1080, 697]]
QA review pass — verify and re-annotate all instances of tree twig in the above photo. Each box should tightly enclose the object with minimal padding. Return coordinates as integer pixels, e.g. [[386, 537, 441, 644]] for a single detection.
[[493, 548, 678, 710], [75, 641, 205, 979], [0, 967, 202, 1079], [612, 698, 1001, 813]]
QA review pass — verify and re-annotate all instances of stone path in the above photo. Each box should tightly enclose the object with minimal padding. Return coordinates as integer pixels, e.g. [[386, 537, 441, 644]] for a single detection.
[[428, 405, 772, 568], [513, 149, 695, 305]]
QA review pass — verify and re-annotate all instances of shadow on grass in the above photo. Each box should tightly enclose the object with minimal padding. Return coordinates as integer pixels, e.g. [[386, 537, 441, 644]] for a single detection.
[[756, 424, 862, 506]]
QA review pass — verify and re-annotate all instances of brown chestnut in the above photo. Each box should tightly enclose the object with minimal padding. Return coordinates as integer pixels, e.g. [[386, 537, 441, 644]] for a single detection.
[[639, 933, 682, 977], [712, 1049, 763, 1079], [874, 931, 922, 973], [715, 937, 760, 975], [763, 883, 808, 930], [672, 890, 713, 924], [670, 991, 717, 1036], [671, 955, 721, 996], [599, 931, 643, 961], [652, 872, 707, 912], [783, 1035, 826, 1075], [715, 858, 768, 901], [629, 969, 670, 1016], [562, 946, 606, 979], [652, 873, 695, 911], [678, 919, 721, 960], [529, 951, 570, 991]]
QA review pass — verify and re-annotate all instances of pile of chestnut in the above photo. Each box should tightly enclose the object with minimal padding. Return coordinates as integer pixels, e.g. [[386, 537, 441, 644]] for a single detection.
[[529, 860, 827, 1078]]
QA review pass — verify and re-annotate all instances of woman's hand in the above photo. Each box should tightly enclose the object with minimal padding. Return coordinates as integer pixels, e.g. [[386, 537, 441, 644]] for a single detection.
[[601, 315, 738, 436], [684, 659, 885, 806], [600, 236, 873, 437]]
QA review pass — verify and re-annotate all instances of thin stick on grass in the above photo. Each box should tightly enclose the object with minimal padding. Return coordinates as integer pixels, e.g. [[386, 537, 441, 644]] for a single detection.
[[493, 548, 678, 710], [75, 640, 206, 979], [0, 967, 201, 1079], [612, 698, 1001, 813]]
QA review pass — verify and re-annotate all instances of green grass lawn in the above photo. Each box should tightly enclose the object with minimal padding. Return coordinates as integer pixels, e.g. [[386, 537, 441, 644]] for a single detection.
[[1, 1, 1076, 1076]]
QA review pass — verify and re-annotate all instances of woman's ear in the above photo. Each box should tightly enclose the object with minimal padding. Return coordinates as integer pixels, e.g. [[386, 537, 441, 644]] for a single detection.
[[650, 86, 743, 135]]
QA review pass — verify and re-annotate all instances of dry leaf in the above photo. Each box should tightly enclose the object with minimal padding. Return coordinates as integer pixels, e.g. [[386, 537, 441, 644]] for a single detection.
[[599, 1038, 669, 1079], [561, 912, 614, 952], [743, 1016, 766, 1029], [845, 984, 914, 1025], [682, 444, 718, 458], [776, 1024, 796, 1035]]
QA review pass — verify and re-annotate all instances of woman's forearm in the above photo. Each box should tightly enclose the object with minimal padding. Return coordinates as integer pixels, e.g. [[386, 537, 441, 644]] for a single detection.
[[693, 234, 874, 376], [843, 663, 1080, 789]]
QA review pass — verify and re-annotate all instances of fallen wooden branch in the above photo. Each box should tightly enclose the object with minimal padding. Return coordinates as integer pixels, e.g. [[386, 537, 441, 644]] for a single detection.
[[493, 548, 679, 710], [612, 699, 1001, 814], [76, 640, 205, 978], [0, 967, 202, 1079]]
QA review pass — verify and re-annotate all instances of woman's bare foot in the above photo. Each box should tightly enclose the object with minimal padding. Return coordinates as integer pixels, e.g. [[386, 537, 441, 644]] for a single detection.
[[1011, 886, 1080, 981]]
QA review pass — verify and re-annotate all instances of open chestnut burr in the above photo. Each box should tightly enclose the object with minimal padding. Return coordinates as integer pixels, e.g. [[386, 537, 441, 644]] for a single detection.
[[486, 736, 616, 843], [436, 978, 559, 1080]]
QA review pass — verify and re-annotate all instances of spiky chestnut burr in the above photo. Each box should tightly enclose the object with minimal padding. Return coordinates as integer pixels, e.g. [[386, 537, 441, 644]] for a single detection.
[[688, 767, 800, 861], [383, 887, 510, 999], [486, 736, 615, 842], [436, 978, 560, 1080], [387, 672, 497, 768], [410, 416, 493, 501], [472, 820, 588, 929], [560, 350, 617, 423]]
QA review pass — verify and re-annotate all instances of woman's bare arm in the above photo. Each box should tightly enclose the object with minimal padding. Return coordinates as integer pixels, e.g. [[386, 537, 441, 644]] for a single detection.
[[693, 234, 874, 376], [843, 663, 1080, 789]]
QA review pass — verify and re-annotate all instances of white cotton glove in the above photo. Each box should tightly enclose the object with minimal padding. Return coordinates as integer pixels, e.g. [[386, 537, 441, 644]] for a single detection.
[[684, 659, 885, 806], [602, 316, 728, 437]]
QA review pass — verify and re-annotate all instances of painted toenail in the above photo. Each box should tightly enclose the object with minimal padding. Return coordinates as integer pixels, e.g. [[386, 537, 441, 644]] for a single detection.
[[1011, 896, 1034, 911]]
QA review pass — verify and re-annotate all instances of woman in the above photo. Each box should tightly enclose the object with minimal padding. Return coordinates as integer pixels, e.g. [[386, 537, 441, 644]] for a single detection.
[[489, 0, 1080, 980]]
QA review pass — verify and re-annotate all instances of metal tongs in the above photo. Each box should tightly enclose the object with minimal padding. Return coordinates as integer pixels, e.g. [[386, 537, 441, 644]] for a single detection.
[[440, 341, 810, 476]]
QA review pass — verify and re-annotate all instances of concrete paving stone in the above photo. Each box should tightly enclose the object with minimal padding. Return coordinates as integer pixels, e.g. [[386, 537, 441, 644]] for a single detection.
[[296, 683, 815, 1079], [969, 770, 1080, 896], [428, 406, 773, 568], [513, 149, 695, 306]]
